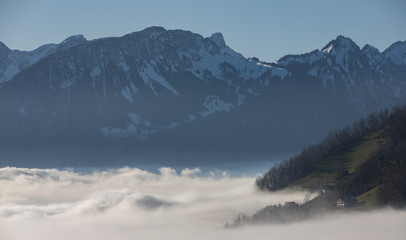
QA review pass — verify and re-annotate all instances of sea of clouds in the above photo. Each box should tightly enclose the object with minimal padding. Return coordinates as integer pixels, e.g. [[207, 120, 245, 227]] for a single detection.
[[0, 166, 405, 240]]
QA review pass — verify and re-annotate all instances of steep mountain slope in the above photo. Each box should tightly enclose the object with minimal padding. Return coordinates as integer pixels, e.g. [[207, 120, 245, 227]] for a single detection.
[[0, 27, 405, 167], [0, 27, 286, 139], [0, 35, 87, 83]]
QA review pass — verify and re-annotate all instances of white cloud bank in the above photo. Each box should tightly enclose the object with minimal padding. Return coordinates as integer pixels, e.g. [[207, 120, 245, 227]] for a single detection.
[[0, 166, 405, 240]]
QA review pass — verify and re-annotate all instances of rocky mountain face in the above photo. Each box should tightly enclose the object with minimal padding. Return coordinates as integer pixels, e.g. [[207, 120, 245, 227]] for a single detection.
[[0, 27, 405, 167], [276, 36, 406, 114], [0, 35, 87, 83]]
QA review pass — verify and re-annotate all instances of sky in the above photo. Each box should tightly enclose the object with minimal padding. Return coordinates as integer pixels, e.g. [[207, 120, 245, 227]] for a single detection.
[[0, 0, 405, 62]]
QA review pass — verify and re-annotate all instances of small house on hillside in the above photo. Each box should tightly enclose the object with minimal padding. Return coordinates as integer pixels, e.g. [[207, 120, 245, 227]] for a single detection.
[[336, 194, 359, 208], [321, 185, 337, 199]]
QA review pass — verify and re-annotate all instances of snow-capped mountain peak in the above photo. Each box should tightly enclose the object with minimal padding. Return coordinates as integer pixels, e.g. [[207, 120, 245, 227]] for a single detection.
[[321, 35, 360, 56], [273, 35, 406, 115], [0, 34, 89, 83], [277, 36, 360, 68]]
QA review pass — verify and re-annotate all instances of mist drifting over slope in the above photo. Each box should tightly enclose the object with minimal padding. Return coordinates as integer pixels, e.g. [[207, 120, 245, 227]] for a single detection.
[[0, 167, 405, 240]]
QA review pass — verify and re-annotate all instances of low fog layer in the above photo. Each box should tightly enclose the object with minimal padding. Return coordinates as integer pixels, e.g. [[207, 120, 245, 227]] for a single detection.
[[0, 167, 405, 240]]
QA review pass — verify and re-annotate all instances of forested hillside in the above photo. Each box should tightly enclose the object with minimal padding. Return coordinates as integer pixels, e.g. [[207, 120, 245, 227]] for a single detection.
[[256, 104, 406, 207]]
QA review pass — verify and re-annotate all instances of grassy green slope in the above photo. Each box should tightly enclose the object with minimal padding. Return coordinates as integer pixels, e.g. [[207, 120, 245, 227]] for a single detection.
[[356, 186, 380, 209], [288, 133, 381, 190]]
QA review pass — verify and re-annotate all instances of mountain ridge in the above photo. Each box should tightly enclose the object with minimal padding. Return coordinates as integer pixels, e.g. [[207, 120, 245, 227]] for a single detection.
[[0, 34, 88, 83], [0, 27, 405, 167]]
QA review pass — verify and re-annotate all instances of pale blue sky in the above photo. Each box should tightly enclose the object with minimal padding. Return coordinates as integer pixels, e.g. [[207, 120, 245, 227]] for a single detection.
[[0, 0, 405, 61]]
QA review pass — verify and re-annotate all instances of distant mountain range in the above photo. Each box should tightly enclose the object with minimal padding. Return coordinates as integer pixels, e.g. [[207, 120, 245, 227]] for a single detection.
[[0, 27, 405, 167]]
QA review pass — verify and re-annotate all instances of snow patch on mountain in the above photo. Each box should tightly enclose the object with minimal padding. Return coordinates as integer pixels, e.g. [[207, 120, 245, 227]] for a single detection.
[[139, 63, 178, 95], [27, 44, 58, 65], [90, 66, 102, 78], [60, 79, 75, 89], [0, 35, 87, 83], [129, 81, 139, 95], [118, 61, 130, 72], [184, 43, 288, 83], [276, 51, 325, 67], [128, 113, 142, 125], [121, 86, 133, 102], [323, 44, 333, 54], [101, 95, 238, 139], [1, 64, 19, 83], [270, 66, 290, 79], [235, 87, 246, 106], [200, 95, 234, 117], [102, 113, 163, 140], [101, 112, 199, 140], [0, 46, 59, 83], [101, 124, 148, 139]]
